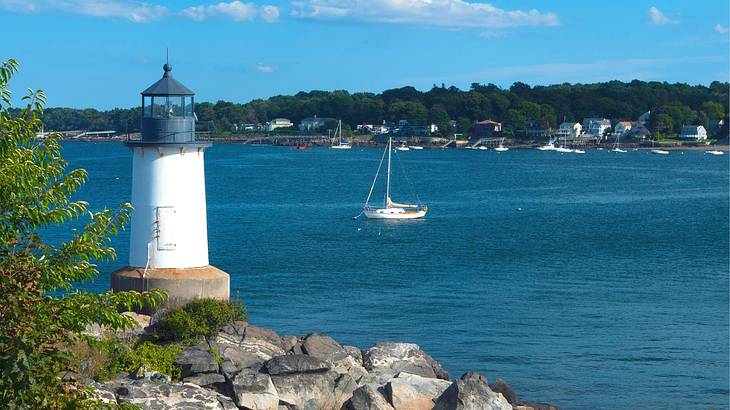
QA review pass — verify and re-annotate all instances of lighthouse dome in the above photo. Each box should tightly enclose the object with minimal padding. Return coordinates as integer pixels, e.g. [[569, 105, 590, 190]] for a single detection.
[[138, 64, 197, 144]]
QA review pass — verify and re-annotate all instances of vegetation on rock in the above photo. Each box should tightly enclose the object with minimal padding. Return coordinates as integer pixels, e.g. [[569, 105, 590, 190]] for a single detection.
[[154, 298, 247, 342]]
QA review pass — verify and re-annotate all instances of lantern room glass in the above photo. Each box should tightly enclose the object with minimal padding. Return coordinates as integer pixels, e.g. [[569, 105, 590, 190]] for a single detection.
[[143, 95, 190, 118]]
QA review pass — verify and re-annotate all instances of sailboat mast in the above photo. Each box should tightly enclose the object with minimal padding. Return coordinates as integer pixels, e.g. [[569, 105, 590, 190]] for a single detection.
[[386, 137, 391, 206]]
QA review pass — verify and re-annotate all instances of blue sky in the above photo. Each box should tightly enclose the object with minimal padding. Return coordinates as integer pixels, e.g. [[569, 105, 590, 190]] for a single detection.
[[1, 0, 728, 109]]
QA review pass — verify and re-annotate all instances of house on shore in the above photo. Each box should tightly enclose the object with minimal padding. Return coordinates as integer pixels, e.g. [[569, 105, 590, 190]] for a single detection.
[[525, 120, 552, 139], [583, 118, 612, 139], [554, 122, 582, 140], [679, 125, 708, 141], [614, 121, 632, 137], [638, 111, 651, 125], [299, 115, 336, 131], [264, 118, 293, 132], [471, 120, 501, 141]]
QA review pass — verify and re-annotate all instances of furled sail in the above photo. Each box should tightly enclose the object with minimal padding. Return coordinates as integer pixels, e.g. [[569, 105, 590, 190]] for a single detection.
[[387, 196, 418, 208]]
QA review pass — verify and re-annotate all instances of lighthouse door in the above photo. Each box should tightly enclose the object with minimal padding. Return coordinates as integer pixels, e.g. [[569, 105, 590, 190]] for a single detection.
[[156, 206, 177, 251]]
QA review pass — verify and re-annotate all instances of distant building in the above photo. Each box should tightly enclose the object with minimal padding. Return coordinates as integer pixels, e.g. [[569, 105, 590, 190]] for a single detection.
[[679, 125, 708, 140], [471, 120, 502, 140], [708, 119, 725, 136], [555, 122, 582, 140], [265, 118, 293, 132], [627, 122, 651, 140], [583, 117, 612, 139], [614, 121, 632, 136], [395, 122, 438, 137], [525, 120, 551, 138], [356, 123, 390, 134], [638, 111, 651, 125], [299, 115, 336, 131]]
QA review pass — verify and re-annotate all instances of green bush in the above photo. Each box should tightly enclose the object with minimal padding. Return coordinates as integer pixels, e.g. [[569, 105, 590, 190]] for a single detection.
[[126, 342, 181, 380], [155, 299, 246, 342]]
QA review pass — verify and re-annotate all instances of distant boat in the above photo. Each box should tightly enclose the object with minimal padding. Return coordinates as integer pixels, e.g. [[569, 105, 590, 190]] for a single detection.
[[361, 137, 428, 220], [611, 133, 626, 153], [573, 149, 586, 154], [706, 150, 724, 155], [291, 145, 310, 150], [651, 149, 669, 155], [395, 143, 410, 151], [494, 138, 509, 152], [555, 146, 574, 153], [408, 145, 424, 150], [478, 146, 489, 150], [330, 120, 352, 150], [537, 141, 556, 151]]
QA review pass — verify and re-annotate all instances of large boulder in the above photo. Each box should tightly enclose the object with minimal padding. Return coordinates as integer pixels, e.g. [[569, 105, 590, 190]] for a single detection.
[[214, 322, 287, 379], [114, 379, 237, 409], [264, 354, 330, 376], [231, 369, 280, 410], [362, 343, 449, 384], [433, 372, 512, 410], [342, 385, 395, 410], [489, 379, 517, 405], [175, 342, 220, 378], [384, 372, 452, 410]]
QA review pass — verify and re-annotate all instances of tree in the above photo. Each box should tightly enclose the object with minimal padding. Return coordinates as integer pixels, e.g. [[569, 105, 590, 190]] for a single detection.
[[0, 59, 165, 407]]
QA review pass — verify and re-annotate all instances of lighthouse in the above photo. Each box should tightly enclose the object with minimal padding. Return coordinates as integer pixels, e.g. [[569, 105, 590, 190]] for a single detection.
[[111, 63, 229, 307]]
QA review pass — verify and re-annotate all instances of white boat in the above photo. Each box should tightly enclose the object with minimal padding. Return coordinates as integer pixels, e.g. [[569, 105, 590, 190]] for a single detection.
[[330, 120, 352, 149], [537, 142, 556, 151], [408, 145, 424, 150], [395, 143, 410, 151], [478, 146, 489, 150], [573, 149, 586, 154], [555, 146, 574, 153], [494, 138, 509, 152], [611, 148, 627, 153], [651, 149, 669, 155], [361, 138, 428, 220], [611, 134, 626, 153], [706, 150, 724, 155]]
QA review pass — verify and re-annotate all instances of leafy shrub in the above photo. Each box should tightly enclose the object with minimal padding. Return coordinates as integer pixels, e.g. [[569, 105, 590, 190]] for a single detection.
[[154, 299, 246, 342], [126, 342, 181, 380]]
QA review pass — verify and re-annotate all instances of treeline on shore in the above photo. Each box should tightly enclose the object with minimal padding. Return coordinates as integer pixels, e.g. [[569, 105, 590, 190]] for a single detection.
[[34, 80, 729, 138]]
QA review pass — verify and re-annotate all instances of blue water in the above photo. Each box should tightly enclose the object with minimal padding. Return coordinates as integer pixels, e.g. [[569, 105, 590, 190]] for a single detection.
[[63, 142, 729, 409]]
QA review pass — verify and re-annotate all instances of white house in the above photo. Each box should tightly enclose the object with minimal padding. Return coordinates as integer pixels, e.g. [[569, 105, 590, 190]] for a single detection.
[[299, 115, 335, 131], [555, 122, 582, 139], [583, 118, 612, 139], [614, 121, 632, 136], [679, 125, 708, 140], [265, 118, 293, 132]]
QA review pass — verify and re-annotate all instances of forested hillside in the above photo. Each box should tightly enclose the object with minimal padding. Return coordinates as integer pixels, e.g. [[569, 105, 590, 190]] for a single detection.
[[37, 80, 729, 138]]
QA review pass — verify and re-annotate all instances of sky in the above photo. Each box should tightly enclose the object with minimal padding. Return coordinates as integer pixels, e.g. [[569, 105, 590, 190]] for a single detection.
[[1, 0, 728, 109]]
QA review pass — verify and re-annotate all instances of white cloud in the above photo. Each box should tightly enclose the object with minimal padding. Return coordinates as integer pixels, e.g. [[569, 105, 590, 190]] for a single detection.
[[182, 1, 257, 21], [0, 0, 167, 22], [290, 0, 559, 28], [648, 6, 678, 26], [479, 30, 505, 39], [714, 24, 729, 34], [260, 5, 280, 22], [255, 63, 276, 73]]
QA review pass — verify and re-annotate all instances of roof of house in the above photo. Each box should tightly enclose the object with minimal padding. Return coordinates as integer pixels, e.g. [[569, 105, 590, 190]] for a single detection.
[[475, 120, 501, 125]]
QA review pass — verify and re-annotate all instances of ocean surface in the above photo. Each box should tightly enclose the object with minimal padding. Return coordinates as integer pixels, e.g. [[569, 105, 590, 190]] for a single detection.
[[62, 142, 729, 409]]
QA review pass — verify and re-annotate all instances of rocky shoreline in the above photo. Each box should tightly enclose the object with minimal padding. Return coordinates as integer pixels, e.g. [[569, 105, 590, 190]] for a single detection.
[[86, 315, 559, 410]]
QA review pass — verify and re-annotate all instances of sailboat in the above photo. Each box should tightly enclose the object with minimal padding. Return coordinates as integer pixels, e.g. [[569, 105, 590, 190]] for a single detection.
[[361, 138, 428, 220], [330, 120, 352, 149], [611, 133, 627, 153], [494, 138, 509, 152]]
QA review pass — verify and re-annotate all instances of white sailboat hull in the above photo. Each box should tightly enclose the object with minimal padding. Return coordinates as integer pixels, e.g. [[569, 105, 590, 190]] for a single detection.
[[611, 148, 627, 153], [537, 145, 556, 151], [364, 208, 427, 220], [555, 147, 574, 153], [331, 144, 352, 149], [494, 146, 509, 152], [651, 149, 669, 155], [706, 150, 724, 155]]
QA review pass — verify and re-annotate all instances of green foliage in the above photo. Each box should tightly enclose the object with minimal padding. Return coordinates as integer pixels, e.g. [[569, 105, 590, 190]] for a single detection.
[[126, 342, 181, 380], [0, 59, 167, 408], [155, 299, 247, 342]]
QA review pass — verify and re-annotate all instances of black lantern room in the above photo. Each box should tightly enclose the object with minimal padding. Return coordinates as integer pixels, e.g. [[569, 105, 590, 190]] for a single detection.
[[139, 63, 196, 144]]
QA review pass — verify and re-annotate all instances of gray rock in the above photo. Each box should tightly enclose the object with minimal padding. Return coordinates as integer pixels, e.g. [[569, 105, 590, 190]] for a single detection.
[[270, 371, 339, 408], [433, 372, 512, 410], [89, 381, 116, 404], [301, 333, 344, 360], [362, 343, 449, 384], [489, 379, 517, 404], [231, 369, 280, 410], [342, 385, 395, 410], [183, 372, 226, 387], [175, 343, 220, 378], [515, 402, 561, 410], [384, 372, 452, 410], [281, 335, 300, 353], [114, 379, 236, 409], [265, 354, 330, 376]]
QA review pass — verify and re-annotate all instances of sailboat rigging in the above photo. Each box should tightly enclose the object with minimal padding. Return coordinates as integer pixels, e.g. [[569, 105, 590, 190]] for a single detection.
[[358, 137, 428, 220], [331, 120, 352, 149]]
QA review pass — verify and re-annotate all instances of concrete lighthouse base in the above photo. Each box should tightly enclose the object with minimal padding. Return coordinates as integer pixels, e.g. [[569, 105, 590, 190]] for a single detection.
[[111, 265, 230, 309]]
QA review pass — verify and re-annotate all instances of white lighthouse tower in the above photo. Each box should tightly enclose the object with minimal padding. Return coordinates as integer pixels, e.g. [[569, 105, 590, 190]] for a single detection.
[[111, 63, 229, 307]]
